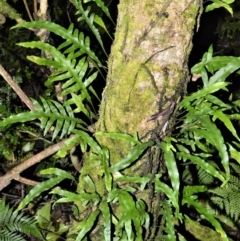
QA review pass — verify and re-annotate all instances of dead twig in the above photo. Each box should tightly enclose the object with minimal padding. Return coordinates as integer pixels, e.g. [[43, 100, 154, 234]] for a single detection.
[[0, 136, 73, 191], [0, 64, 36, 111]]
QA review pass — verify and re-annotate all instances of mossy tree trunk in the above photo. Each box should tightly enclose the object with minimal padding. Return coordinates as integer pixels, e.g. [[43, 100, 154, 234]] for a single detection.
[[77, 0, 203, 239], [96, 0, 199, 160]]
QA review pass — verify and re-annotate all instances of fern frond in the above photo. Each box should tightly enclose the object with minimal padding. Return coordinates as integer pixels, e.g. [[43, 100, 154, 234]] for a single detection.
[[0, 97, 84, 140], [160, 201, 177, 241], [18, 41, 97, 107], [0, 199, 43, 241], [197, 165, 215, 185], [12, 21, 101, 64], [73, 0, 107, 55], [209, 184, 240, 221], [85, 0, 114, 24]]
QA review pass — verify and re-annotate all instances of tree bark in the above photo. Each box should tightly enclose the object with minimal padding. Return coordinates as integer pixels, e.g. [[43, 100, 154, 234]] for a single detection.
[[77, 0, 202, 239], [96, 0, 199, 159]]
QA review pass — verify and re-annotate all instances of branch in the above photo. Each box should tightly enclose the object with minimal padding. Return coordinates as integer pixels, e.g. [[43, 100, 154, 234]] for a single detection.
[[0, 136, 73, 191], [0, 64, 36, 111]]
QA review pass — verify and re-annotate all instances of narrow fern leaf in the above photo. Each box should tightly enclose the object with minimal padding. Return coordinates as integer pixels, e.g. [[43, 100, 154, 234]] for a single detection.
[[17, 176, 64, 211], [160, 140, 180, 216], [178, 152, 225, 183], [100, 201, 111, 241], [75, 210, 100, 241], [73, 129, 103, 155], [55, 135, 82, 158], [13, 21, 101, 64], [228, 144, 240, 164], [116, 175, 151, 190], [154, 177, 176, 207], [10, 213, 43, 240], [74, 1, 107, 56], [198, 115, 230, 183], [182, 196, 228, 241], [213, 110, 240, 141], [109, 141, 153, 172], [161, 141, 180, 193], [205, 94, 231, 108], [0, 112, 44, 127], [65, 104, 78, 135], [19, 42, 92, 103], [94, 15, 113, 39], [209, 57, 240, 85], [46, 71, 72, 85], [0, 232, 26, 241], [26, 55, 62, 68], [50, 100, 67, 139], [179, 82, 229, 108], [84, 0, 114, 23], [160, 202, 176, 241], [101, 146, 112, 192], [40, 167, 75, 182], [71, 93, 91, 117]]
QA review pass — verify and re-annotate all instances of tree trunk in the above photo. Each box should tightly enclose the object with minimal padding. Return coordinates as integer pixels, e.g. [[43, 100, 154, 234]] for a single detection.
[[77, 0, 202, 239], [96, 0, 199, 159]]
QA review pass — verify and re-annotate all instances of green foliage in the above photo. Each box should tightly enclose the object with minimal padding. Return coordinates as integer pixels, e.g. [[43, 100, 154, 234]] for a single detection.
[[1, 0, 239, 240], [0, 199, 44, 241], [205, 0, 234, 15]]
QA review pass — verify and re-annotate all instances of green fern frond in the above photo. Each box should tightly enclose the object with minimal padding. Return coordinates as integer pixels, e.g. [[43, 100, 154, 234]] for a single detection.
[[160, 201, 176, 241], [12, 21, 101, 65], [0, 97, 84, 140], [0, 199, 43, 241], [84, 0, 114, 24], [17, 41, 98, 109], [197, 165, 215, 185], [209, 184, 240, 221], [230, 162, 240, 175], [73, 0, 107, 56]]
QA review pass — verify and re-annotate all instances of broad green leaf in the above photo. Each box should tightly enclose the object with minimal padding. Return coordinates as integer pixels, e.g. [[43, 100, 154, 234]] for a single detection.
[[109, 141, 153, 172], [36, 203, 51, 228]]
